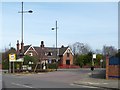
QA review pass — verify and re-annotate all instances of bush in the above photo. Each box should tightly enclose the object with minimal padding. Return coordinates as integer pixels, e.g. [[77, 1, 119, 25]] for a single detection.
[[2, 59, 9, 69], [47, 64, 57, 69], [35, 69, 54, 73]]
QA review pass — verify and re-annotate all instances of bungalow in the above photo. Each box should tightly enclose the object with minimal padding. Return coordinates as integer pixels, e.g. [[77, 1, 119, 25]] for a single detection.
[[16, 41, 75, 68]]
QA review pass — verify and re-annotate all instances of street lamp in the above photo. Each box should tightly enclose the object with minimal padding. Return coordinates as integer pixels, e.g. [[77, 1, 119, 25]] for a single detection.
[[100, 59, 103, 68], [18, 2, 33, 54], [52, 21, 58, 71]]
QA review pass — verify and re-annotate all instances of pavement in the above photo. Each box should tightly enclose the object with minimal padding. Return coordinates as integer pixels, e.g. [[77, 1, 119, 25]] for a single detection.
[[73, 70, 120, 90]]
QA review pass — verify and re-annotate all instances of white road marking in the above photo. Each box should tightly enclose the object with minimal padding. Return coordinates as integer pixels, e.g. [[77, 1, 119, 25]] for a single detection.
[[88, 73, 92, 75], [12, 83, 34, 88], [103, 83, 108, 84], [81, 85, 98, 88], [83, 82, 100, 84], [70, 83, 98, 88]]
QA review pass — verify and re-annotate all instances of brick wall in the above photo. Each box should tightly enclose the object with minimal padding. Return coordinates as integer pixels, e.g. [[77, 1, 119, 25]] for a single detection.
[[106, 56, 109, 79], [62, 52, 73, 65], [108, 65, 120, 77], [106, 56, 120, 79], [25, 47, 38, 56]]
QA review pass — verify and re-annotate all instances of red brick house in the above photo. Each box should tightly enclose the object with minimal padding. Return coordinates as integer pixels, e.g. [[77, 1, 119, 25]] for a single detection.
[[16, 41, 75, 68]]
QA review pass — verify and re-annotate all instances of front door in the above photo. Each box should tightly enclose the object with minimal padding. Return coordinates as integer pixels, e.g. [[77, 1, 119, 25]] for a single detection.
[[66, 60, 70, 65]]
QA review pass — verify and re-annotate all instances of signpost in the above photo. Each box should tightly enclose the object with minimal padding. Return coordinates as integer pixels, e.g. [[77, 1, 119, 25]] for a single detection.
[[100, 59, 103, 68], [9, 54, 16, 73], [92, 54, 96, 67], [9, 54, 16, 62], [91, 54, 96, 77], [9, 54, 24, 73]]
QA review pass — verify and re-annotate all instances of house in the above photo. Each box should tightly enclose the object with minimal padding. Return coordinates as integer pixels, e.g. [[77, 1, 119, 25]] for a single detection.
[[16, 41, 76, 68]]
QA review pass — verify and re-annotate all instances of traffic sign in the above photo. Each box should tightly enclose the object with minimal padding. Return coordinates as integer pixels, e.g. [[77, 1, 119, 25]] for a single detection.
[[93, 54, 96, 59], [9, 54, 16, 62]]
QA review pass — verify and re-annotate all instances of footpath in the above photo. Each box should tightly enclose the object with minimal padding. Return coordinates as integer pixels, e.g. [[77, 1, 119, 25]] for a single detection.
[[73, 69, 120, 90]]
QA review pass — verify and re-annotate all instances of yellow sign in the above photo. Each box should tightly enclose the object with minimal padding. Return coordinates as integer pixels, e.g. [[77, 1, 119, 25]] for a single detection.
[[9, 54, 16, 62]]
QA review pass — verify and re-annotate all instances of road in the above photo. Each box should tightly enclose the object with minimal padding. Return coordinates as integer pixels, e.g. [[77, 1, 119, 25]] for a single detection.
[[2, 68, 105, 89]]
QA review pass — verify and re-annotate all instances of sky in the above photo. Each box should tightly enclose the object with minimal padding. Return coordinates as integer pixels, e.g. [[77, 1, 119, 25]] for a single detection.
[[1, 1, 118, 51]]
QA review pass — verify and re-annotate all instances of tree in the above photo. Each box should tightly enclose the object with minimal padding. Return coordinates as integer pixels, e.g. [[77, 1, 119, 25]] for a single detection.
[[102, 45, 117, 56], [94, 54, 103, 66], [95, 49, 102, 54], [24, 55, 38, 65], [70, 42, 92, 55], [69, 42, 93, 67], [115, 49, 120, 57], [76, 55, 84, 67], [2, 47, 17, 69], [24, 55, 38, 71], [83, 52, 92, 65]]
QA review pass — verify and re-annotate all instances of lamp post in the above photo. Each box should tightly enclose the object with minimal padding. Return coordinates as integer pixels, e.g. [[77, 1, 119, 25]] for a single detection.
[[18, 2, 33, 72], [100, 59, 103, 68], [52, 21, 58, 71], [18, 2, 33, 54]]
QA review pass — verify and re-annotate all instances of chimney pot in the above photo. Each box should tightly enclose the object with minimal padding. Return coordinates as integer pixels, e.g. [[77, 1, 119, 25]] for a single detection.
[[40, 41, 44, 48]]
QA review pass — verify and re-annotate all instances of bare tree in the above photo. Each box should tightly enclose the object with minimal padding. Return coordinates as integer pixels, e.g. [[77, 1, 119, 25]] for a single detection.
[[102, 45, 117, 56], [95, 49, 102, 54], [70, 42, 91, 55]]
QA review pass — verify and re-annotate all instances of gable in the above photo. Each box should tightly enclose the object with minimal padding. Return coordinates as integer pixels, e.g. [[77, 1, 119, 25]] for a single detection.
[[24, 45, 31, 53], [29, 47, 34, 51], [63, 47, 74, 56], [24, 45, 38, 55], [59, 47, 68, 55]]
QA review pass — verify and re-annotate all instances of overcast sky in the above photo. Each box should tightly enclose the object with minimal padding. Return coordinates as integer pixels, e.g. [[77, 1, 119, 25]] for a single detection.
[[1, 2, 118, 51]]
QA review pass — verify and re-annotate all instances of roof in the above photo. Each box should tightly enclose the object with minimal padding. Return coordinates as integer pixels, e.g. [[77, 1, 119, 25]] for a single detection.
[[24, 45, 31, 53], [59, 47, 68, 55], [34, 47, 57, 59], [23, 45, 69, 59]]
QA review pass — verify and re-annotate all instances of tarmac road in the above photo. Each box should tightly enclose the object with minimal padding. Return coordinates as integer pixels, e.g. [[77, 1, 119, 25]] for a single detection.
[[2, 68, 105, 89]]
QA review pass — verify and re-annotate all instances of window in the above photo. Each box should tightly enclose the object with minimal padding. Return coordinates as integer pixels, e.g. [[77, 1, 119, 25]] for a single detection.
[[29, 53, 33, 56], [48, 52, 52, 56], [67, 53, 70, 57]]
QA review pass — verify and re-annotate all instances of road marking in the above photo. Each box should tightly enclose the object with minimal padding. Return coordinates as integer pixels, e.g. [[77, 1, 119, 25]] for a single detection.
[[88, 73, 92, 75], [81, 85, 98, 88], [70, 83, 98, 88], [83, 82, 100, 85], [12, 83, 34, 88], [103, 83, 108, 84]]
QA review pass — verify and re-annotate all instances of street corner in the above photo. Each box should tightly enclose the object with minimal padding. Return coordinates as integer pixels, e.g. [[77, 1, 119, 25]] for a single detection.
[[73, 79, 119, 90]]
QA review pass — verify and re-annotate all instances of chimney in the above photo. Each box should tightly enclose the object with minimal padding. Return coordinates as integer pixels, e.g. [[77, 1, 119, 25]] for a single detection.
[[40, 41, 44, 48], [16, 40, 19, 54], [21, 42, 24, 54], [61, 45, 64, 48]]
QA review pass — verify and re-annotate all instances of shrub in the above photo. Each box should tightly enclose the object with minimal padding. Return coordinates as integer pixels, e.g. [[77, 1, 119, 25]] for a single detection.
[[47, 64, 57, 69]]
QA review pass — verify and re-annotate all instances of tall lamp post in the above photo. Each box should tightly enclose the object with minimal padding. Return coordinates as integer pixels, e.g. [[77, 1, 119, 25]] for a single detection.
[[18, 2, 33, 71], [18, 2, 33, 55], [52, 21, 58, 71]]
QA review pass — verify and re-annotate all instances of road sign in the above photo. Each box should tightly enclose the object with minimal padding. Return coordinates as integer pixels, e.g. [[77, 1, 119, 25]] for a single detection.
[[93, 54, 96, 59], [100, 59, 103, 62], [9, 54, 16, 62]]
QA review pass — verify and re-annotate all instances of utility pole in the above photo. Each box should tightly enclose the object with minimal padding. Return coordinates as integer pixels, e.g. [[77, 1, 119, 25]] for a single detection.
[[52, 21, 58, 71]]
